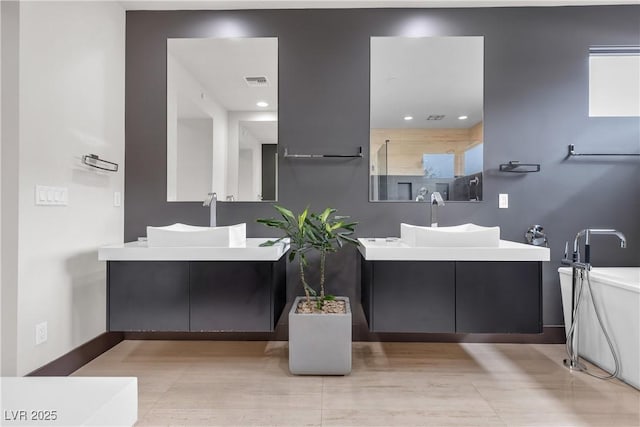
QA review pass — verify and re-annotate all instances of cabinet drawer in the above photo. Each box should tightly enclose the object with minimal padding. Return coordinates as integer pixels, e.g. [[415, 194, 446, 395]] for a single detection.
[[368, 261, 455, 333], [108, 261, 189, 331], [190, 261, 274, 332], [456, 261, 542, 333]]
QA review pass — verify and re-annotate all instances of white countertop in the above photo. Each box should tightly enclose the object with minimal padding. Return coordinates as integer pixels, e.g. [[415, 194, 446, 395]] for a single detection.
[[99, 238, 290, 261], [358, 238, 550, 261]]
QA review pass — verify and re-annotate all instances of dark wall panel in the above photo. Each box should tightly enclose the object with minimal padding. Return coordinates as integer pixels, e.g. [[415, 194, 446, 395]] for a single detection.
[[125, 7, 640, 327], [261, 144, 277, 201]]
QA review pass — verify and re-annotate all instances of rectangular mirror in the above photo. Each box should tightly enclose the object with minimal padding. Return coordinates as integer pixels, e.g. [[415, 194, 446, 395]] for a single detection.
[[370, 36, 484, 202], [167, 37, 278, 202]]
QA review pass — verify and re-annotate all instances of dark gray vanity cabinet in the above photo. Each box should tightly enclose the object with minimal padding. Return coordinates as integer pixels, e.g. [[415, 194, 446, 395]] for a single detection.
[[361, 258, 543, 334], [107, 258, 286, 332], [190, 260, 286, 332], [456, 261, 542, 333], [361, 261, 455, 332], [108, 261, 190, 331]]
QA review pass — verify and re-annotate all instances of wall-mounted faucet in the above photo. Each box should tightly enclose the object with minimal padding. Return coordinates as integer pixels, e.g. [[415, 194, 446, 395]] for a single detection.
[[203, 192, 217, 227], [430, 191, 445, 227], [415, 187, 428, 202]]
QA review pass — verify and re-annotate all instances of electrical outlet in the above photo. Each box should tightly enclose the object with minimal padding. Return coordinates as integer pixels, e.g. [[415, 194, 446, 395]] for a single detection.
[[35, 321, 47, 345], [499, 193, 509, 209]]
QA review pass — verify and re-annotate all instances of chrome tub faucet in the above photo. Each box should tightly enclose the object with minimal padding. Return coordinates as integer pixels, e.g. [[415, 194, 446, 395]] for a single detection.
[[563, 228, 627, 270]]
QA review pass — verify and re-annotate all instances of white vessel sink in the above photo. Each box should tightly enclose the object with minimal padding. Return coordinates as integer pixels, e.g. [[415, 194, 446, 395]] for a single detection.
[[146, 223, 246, 247], [401, 223, 500, 247]]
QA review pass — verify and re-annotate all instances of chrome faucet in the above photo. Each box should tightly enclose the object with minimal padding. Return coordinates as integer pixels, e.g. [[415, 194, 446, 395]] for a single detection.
[[561, 228, 627, 373], [563, 228, 627, 270], [430, 192, 445, 227], [203, 192, 217, 227]]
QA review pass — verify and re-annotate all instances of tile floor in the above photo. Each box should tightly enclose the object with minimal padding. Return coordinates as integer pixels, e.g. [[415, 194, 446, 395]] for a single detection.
[[72, 341, 640, 426]]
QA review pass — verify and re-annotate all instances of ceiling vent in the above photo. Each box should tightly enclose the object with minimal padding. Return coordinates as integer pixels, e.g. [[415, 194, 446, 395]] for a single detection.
[[244, 76, 270, 87], [426, 115, 445, 121]]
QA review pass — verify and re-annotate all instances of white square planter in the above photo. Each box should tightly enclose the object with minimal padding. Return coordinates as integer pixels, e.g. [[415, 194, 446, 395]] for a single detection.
[[288, 296, 352, 375]]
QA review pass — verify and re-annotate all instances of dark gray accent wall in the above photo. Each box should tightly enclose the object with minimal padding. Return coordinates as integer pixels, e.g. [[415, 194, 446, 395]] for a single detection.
[[125, 7, 640, 327]]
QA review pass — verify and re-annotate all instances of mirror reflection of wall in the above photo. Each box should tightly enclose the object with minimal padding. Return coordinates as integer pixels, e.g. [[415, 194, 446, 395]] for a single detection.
[[370, 36, 484, 202], [236, 118, 278, 201], [167, 37, 278, 202]]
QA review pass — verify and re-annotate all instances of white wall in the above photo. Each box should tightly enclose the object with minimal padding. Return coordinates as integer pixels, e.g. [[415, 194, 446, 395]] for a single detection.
[[166, 56, 178, 201], [177, 118, 213, 201], [237, 127, 260, 201], [1, 0, 20, 376], [238, 149, 254, 201], [167, 52, 228, 201], [0, 2, 3, 373], [12, 1, 125, 376], [1, 0, 3, 375], [227, 111, 277, 201]]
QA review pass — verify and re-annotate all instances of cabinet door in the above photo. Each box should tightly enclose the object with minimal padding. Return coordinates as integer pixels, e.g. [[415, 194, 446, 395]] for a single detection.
[[456, 261, 542, 333], [371, 261, 455, 332], [108, 261, 189, 331], [189, 261, 273, 332]]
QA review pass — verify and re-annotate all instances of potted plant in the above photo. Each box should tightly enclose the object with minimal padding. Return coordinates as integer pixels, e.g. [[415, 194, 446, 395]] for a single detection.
[[257, 205, 359, 375]]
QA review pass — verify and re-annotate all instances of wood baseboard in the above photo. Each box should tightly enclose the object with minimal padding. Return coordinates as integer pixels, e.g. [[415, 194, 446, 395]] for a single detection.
[[123, 326, 565, 344], [27, 332, 124, 376], [123, 330, 289, 341]]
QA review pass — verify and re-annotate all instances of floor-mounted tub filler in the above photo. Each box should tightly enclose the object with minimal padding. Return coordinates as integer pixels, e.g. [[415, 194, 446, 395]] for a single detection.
[[559, 228, 640, 389]]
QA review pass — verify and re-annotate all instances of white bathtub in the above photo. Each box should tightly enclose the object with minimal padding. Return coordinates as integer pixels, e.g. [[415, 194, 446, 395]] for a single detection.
[[559, 267, 640, 389]]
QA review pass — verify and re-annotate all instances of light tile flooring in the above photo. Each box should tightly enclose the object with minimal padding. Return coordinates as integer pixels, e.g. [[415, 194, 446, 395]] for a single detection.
[[72, 341, 640, 426]]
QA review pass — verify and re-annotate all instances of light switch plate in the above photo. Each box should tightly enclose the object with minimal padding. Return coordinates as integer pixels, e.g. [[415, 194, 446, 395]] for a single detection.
[[499, 193, 509, 209], [114, 192, 122, 207], [35, 185, 68, 206]]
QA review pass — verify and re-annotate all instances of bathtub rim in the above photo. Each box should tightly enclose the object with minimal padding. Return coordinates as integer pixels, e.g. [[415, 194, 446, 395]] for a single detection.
[[558, 267, 640, 294]]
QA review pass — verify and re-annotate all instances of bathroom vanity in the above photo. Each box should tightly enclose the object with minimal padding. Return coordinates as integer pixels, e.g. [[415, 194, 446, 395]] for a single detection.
[[359, 231, 550, 334], [98, 239, 289, 332]]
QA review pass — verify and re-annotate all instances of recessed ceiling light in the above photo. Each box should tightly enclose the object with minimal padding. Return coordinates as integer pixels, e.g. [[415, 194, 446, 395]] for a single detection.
[[404, 116, 413, 121], [458, 115, 468, 120], [256, 101, 269, 108]]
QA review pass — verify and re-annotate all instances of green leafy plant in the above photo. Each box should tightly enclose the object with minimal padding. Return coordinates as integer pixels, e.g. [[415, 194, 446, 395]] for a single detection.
[[257, 205, 359, 308], [309, 208, 359, 302]]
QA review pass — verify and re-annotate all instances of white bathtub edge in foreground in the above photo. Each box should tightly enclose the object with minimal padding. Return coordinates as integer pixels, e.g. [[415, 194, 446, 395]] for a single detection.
[[559, 267, 640, 390]]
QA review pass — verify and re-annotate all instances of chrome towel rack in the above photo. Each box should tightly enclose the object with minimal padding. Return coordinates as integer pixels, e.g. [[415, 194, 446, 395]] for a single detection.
[[567, 144, 640, 157], [499, 161, 540, 173], [283, 146, 363, 159], [82, 154, 119, 172]]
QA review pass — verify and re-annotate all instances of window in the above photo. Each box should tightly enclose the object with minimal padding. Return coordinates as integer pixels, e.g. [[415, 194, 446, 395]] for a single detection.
[[423, 153, 455, 179], [464, 143, 483, 176], [589, 46, 640, 117]]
